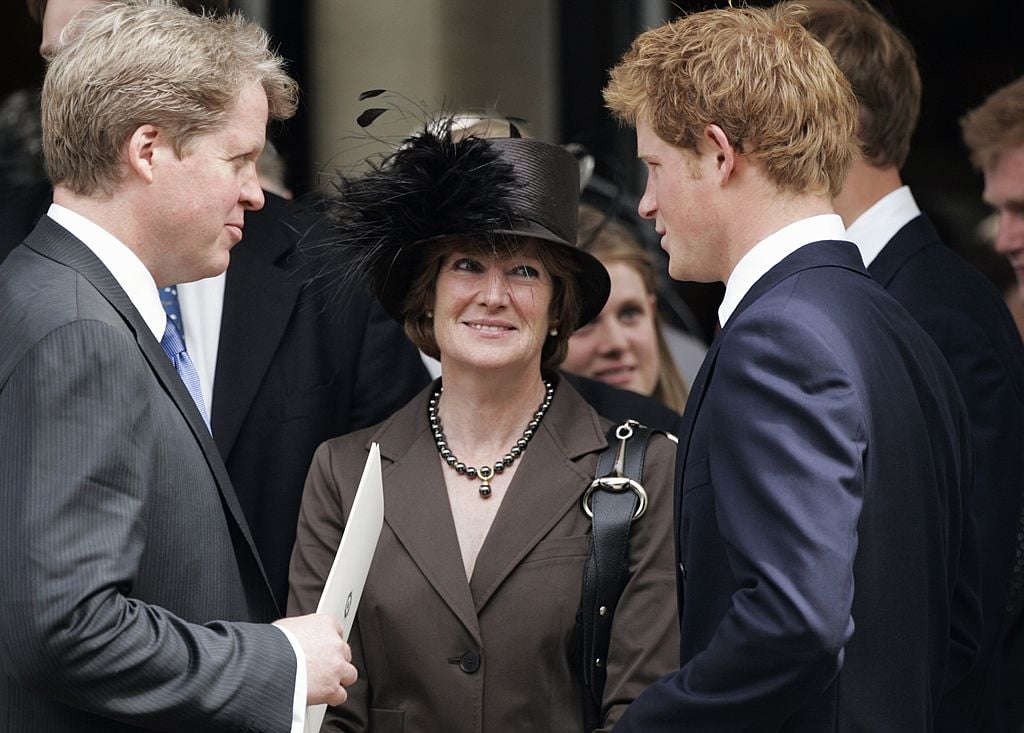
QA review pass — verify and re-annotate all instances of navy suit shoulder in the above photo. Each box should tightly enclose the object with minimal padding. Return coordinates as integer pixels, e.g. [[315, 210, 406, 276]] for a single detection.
[[871, 214, 1024, 382], [869, 214, 1024, 731]]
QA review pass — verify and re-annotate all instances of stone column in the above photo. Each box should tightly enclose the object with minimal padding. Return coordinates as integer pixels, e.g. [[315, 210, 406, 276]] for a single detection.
[[307, 0, 559, 185]]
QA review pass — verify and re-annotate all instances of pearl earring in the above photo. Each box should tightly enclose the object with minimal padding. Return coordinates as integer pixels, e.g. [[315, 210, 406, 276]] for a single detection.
[[426, 310, 433, 319], [549, 326, 558, 336]]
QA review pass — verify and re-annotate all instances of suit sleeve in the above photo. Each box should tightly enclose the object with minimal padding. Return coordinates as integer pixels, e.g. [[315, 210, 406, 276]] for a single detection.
[[600, 433, 681, 731], [0, 320, 295, 732], [912, 304, 1000, 727], [288, 441, 370, 733], [618, 311, 864, 730], [347, 295, 430, 432]]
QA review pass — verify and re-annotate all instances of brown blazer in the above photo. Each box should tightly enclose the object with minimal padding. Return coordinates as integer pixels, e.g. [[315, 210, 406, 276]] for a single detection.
[[288, 378, 679, 732]]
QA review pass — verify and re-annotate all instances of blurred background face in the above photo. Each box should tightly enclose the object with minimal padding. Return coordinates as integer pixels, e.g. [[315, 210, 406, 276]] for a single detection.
[[563, 259, 658, 395], [983, 144, 1024, 293]]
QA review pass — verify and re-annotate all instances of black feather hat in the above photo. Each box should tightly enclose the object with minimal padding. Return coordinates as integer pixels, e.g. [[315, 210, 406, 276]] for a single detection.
[[314, 113, 610, 329]]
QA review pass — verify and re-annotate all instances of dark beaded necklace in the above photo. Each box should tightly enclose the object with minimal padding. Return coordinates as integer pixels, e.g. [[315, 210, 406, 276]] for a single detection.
[[428, 380, 555, 498]]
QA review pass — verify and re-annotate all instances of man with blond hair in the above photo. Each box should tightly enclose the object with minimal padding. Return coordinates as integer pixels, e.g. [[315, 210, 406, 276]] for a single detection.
[[0, 3, 357, 730], [5, 0, 431, 613], [604, 5, 978, 729], [792, 3, 1024, 729], [963, 77, 1024, 298]]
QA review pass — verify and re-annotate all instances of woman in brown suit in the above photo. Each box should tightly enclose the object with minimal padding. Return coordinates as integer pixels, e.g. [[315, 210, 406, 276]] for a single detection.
[[288, 114, 679, 732]]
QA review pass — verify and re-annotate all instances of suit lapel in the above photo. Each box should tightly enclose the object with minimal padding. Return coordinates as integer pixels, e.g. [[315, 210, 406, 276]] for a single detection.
[[211, 194, 302, 460], [866, 214, 937, 288], [374, 390, 483, 640], [674, 339, 720, 491], [730, 239, 869, 325], [672, 334, 720, 575], [469, 380, 606, 611], [26, 218, 279, 612]]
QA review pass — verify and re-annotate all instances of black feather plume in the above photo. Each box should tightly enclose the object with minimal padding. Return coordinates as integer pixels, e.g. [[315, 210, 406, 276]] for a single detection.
[[356, 108, 388, 128], [304, 117, 522, 319]]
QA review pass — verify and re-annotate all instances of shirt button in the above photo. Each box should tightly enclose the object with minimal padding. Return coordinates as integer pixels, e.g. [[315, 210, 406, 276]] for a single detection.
[[459, 650, 481, 673]]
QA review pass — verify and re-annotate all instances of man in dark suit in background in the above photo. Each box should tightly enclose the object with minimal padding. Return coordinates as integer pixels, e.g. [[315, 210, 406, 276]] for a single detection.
[[0, 3, 356, 729], [793, 3, 1024, 729], [6, 0, 431, 609], [603, 5, 980, 729], [961, 72, 1024, 732]]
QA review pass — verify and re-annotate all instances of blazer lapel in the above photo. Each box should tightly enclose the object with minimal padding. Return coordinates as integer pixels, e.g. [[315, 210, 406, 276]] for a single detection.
[[211, 194, 302, 460], [866, 214, 937, 288], [374, 390, 483, 641], [26, 218, 279, 612], [674, 338, 720, 485], [26, 221, 208, 440], [672, 334, 720, 575], [469, 380, 607, 611], [731, 239, 869, 324]]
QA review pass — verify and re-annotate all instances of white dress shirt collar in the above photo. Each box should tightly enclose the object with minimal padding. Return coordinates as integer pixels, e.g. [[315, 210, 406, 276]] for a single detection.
[[47, 203, 166, 342], [718, 214, 847, 327], [844, 185, 921, 267]]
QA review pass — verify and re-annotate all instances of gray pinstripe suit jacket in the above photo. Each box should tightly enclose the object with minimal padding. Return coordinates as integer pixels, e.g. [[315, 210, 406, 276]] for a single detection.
[[0, 217, 296, 732]]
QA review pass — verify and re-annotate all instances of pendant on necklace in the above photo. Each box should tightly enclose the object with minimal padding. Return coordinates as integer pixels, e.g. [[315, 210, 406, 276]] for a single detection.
[[478, 465, 494, 498]]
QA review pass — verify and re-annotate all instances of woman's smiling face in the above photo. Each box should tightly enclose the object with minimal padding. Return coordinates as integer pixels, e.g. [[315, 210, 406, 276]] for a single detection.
[[432, 243, 553, 375]]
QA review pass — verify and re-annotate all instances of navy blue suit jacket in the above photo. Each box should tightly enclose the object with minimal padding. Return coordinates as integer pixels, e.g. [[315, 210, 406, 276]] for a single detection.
[[869, 215, 1024, 732], [616, 241, 980, 731]]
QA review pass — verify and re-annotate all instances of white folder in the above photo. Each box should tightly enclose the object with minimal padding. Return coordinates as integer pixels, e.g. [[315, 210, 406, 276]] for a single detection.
[[305, 442, 384, 733]]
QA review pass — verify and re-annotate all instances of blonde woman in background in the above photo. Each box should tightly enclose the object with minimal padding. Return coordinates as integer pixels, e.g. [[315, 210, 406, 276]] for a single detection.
[[562, 203, 689, 412]]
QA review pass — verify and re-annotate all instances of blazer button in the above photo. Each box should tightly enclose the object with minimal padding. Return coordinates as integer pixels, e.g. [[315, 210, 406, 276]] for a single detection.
[[678, 562, 687, 580], [459, 651, 481, 673]]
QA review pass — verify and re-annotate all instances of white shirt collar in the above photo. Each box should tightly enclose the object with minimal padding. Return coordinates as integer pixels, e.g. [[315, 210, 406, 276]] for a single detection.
[[718, 214, 847, 327], [47, 203, 166, 341], [844, 185, 920, 267]]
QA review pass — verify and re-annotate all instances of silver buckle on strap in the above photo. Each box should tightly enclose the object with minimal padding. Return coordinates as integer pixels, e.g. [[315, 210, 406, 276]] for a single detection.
[[582, 420, 648, 520]]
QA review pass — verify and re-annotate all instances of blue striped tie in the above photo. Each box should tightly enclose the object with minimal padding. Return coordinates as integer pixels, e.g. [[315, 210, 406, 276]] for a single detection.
[[159, 285, 184, 335], [158, 286, 210, 430]]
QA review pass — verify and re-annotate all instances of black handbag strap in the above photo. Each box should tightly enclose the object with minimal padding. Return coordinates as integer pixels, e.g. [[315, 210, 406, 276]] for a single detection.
[[578, 419, 659, 731]]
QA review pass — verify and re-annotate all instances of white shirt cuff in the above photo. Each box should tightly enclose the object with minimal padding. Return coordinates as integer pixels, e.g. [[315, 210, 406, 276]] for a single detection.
[[275, 624, 308, 733]]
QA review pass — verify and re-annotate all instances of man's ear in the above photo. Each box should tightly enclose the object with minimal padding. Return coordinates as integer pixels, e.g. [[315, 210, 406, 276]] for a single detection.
[[125, 124, 161, 184], [703, 124, 736, 185]]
